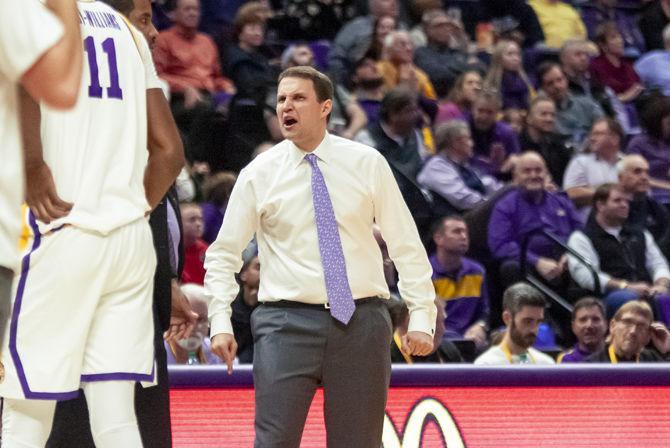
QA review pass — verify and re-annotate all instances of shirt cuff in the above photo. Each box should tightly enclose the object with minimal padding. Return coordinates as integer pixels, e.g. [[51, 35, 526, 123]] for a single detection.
[[210, 312, 234, 338], [407, 310, 435, 337]]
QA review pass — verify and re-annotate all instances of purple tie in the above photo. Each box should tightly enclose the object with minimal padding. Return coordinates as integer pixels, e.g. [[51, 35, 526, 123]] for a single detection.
[[305, 153, 355, 324]]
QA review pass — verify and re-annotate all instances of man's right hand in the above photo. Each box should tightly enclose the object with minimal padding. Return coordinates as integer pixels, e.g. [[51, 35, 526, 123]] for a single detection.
[[183, 86, 204, 109], [26, 161, 73, 223], [628, 282, 652, 297], [535, 257, 562, 281], [211, 333, 238, 375]]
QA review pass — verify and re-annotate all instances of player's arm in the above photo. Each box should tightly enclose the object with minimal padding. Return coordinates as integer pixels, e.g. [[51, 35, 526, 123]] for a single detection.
[[20, 87, 73, 222], [144, 88, 185, 210], [21, 0, 82, 109]]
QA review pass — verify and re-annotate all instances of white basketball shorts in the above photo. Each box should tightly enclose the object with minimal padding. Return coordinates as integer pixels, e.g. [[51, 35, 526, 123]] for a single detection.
[[0, 215, 156, 400]]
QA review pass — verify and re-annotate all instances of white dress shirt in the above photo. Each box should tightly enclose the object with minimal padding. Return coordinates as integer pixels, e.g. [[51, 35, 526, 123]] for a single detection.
[[567, 227, 670, 291], [204, 133, 437, 338]]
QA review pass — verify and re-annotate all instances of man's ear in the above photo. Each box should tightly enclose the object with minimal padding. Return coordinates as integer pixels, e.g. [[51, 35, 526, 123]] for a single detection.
[[321, 99, 333, 117], [502, 310, 511, 327]]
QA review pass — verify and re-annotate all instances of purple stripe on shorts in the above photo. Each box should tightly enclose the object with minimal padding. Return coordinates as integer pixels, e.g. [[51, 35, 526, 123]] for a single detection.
[[7, 213, 78, 400], [81, 363, 156, 383]]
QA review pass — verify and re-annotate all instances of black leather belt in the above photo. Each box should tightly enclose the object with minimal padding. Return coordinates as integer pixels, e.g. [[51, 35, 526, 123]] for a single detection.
[[261, 296, 383, 310]]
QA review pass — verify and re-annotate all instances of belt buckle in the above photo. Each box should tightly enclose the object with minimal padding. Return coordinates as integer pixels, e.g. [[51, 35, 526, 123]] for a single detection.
[[324, 302, 330, 309]]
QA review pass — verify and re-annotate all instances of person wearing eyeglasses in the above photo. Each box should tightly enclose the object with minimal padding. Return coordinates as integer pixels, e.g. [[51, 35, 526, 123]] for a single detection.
[[585, 300, 670, 363]]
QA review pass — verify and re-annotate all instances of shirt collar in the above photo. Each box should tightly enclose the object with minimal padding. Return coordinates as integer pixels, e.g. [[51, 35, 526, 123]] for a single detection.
[[287, 132, 332, 169]]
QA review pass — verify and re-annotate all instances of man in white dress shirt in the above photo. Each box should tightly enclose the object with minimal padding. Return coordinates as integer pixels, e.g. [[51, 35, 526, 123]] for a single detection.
[[204, 66, 437, 447]]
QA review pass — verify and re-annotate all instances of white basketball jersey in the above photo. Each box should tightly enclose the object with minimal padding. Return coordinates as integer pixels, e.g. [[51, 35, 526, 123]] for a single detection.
[[39, 0, 160, 235]]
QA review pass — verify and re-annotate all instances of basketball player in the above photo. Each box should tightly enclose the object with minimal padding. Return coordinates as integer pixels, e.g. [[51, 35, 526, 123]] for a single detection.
[[0, 0, 82, 350], [0, 1, 184, 447]]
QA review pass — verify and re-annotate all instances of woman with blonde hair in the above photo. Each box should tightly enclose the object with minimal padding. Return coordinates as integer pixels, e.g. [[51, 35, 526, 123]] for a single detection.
[[484, 39, 534, 111], [435, 70, 482, 124]]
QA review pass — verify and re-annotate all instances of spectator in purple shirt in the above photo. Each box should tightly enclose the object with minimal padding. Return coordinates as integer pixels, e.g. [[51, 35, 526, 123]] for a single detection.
[[468, 89, 521, 178], [430, 215, 490, 351], [200, 171, 237, 244], [558, 297, 607, 362], [488, 151, 582, 288]]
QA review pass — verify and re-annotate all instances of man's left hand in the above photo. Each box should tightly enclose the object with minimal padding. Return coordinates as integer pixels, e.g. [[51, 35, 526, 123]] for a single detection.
[[163, 279, 198, 342], [401, 331, 434, 357]]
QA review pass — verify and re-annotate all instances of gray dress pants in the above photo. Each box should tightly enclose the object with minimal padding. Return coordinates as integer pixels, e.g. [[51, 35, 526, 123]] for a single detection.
[[252, 298, 392, 448]]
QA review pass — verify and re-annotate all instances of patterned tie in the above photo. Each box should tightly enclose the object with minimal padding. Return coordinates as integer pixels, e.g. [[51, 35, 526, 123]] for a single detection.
[[305, 153, 355, 324]]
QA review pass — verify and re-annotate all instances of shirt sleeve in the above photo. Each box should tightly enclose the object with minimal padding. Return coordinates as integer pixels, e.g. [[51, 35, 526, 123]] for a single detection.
[[417, 158, 485, 210], [567, 231, 610, 291], [562, 157, 588, 190], [487, 197, 542, 265], [644, 231, 670, 282], [373, 154, 437, 336], [0, 0, 64, 82], [204, 168, 259, 337]]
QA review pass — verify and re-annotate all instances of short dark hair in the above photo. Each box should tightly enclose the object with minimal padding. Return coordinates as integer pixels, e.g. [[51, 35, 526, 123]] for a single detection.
[[379, 86, 417, 122], [502, 283, 547, 316], [431, 214, 466, 239], [472, 88, 502, 110], [592, 182, 624, 208], [537, 62, 563, 86], [278, 66, 333, 103], [592, 117, 624, 143], [100, 0, 135, 15], [571, 297, 605, 321]]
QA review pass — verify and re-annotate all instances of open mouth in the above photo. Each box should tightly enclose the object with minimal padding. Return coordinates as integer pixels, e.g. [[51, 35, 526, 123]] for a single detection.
[[283, 117, 298, 129]]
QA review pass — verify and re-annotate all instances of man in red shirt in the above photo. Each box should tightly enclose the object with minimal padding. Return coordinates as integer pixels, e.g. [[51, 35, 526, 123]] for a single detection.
[[181, 203, 208, 285], [154, 0, 234, 164]]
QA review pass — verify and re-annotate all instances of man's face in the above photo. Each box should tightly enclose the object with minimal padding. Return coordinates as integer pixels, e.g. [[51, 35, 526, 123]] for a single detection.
[[181, 205, 203, 241], [129, 0, 158, 49], [435, 219, 469, 255], [589, 121, 620, 157], [541, 66, 569, 102], [240, 256, 260, 305], [472, 99, 498, 131], [276, 76, 331, 150], [562, 46, 590, 74], [598, 188, 631, 224], [425, 15, 456, 46], [515, 156, 547, 193], [620, 157, 650, 194], [388, 100, 420, 136], [451, 128, 474, 160], [572, 306, 607, 351], [527, 100, 556, 134], [174, 0, 200, 30], [610, 311, 651, 359], [388, 33, 413, 64], [507, 306, 545, 350]]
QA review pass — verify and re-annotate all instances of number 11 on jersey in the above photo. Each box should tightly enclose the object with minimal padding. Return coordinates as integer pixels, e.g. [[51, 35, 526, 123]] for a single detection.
[[84, 36, 123, 100]]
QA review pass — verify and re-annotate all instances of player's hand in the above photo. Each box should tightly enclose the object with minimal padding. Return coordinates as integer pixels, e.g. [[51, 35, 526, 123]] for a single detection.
[[211, 333, 238, 374], [26, 161, 73, 223], [163, 280, 198, 342], [401, 331, 434, 357]]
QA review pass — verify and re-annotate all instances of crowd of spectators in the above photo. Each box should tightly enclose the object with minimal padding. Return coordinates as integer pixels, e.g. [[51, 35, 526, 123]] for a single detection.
[[153, 0, 670, 365]]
